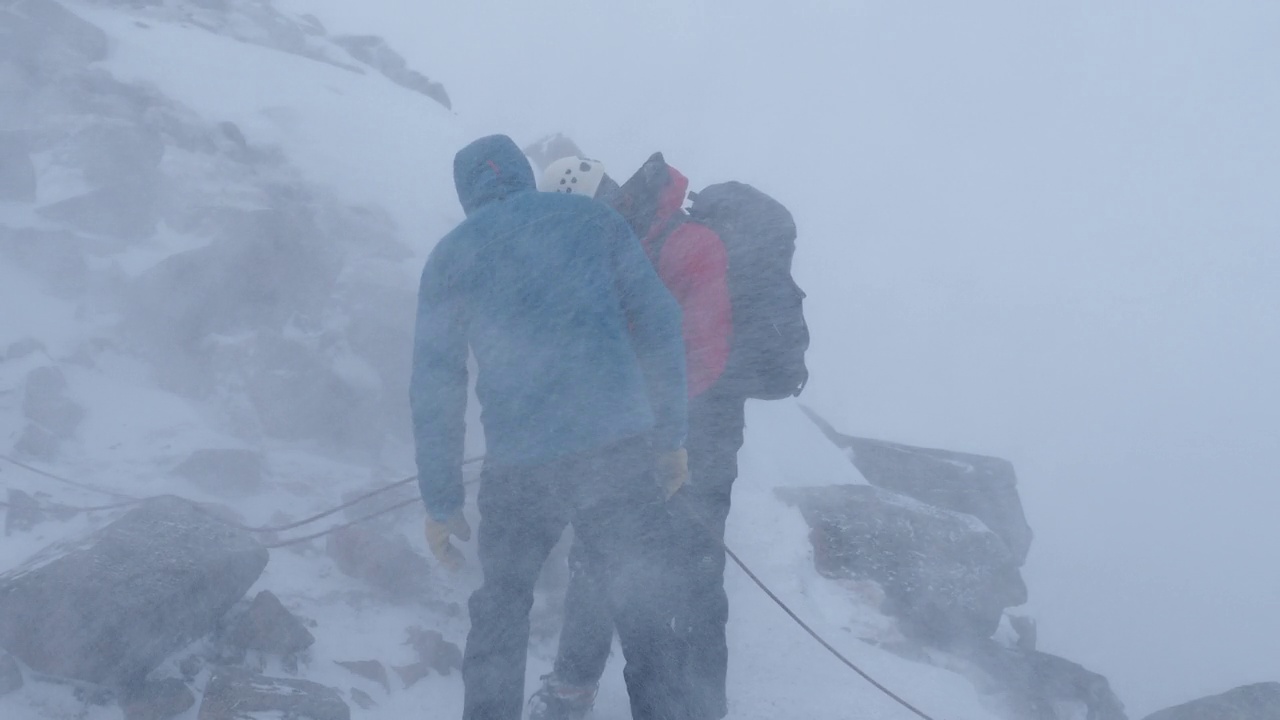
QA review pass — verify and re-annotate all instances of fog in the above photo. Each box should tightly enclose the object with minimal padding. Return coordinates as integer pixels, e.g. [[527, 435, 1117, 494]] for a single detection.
[[3, 1, 1277, 717], [299, 1, 1280, 715]]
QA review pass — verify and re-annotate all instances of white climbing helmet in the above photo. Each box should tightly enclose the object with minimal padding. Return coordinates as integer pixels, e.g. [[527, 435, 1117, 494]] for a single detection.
[[540, 156, 608, 198]]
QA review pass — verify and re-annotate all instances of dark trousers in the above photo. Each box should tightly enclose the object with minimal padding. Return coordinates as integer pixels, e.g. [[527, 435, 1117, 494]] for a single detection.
[[462, 435, 690, 720], [554, 392, 746, 720]]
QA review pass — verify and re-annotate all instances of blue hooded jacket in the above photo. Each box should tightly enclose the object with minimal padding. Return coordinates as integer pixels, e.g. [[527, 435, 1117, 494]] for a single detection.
[[411, 135, 688, 520]]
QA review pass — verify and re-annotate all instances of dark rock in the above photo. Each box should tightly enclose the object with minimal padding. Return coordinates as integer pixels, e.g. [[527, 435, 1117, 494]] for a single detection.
[[172, 448, 265, 496], [197, 667, 349, 720], [0, 650, 22, 696], [0, 496, 268, 686], [23, 366, 83, 438], [0, 130, 36, 201], [802, 406, 1034, 565], [1143, 683, 1280, 720], [404, 627, 462, 675], [4, 488, 45, 535], [326, 525, 432, 601], [965, 642, 1127, 720], [334, 660, 389, 693], [331, 35, 451, 109], [122, 678, 196, 720], [0, 0, 109, 74], [223, 590, 314, 655], [523, 134, 585, 173], [349, 688, 376, 710], [778, 484, 1026, 645]]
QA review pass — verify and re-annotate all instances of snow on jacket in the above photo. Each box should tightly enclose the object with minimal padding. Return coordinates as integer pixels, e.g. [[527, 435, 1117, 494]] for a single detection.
[[624, 164, 732, 398], [410, 135, 688, 520]]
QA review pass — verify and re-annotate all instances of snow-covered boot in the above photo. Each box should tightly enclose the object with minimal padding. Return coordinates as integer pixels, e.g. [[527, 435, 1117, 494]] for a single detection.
[[527, 674, 597, 720]]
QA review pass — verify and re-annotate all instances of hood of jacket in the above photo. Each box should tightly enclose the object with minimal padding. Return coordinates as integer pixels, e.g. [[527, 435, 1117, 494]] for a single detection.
[[453, 134, 536, 216]]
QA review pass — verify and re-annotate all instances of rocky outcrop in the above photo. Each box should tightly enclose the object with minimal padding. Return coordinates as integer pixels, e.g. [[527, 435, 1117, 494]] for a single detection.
[[222, 590, 314, 655], [197, 667, 349, 720], [0, 496, 268, 686], [802, 406, 1033, 564], [964, 642, 1127, 720], [332, 35, 451, 109], [172, 449, 266, 496], [1143, 683, 1280, 720], [325, 524, 433, 601], [779, 484, 1026, 645]]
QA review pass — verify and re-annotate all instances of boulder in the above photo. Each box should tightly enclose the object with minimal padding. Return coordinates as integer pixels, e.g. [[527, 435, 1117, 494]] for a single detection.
[[0, 650, 21, 696], [222, 590, 314, 655], [4, 488, 44, 535], [965, 641, 1127, 720], [197, 667, 349, 720], [121, 678, 196, 720], [0, 496, 268, 686], [802, 407, 1033, 565], [1143, 683, 1280, 720], [172, 448, 265, 496], [326, 525, 433, 601], [0, 0, 109, 75], [404, 626, 462, 676], [778, 484, 1026, 645]]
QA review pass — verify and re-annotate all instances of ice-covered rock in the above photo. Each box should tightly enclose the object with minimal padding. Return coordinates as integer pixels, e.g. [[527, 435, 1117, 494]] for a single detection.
[[197, 667, 349, 720], [222, 590, 314, 655], [964, 641, 1127, 720], [803, 407, 1034, 565], [325, 524, 433, 601], [778, 483, 1027, 645], [0, 496, 268, 686], [0, 0, 109, 75], [172, 448, 265, 496], [1143, 683, 1280, 720]]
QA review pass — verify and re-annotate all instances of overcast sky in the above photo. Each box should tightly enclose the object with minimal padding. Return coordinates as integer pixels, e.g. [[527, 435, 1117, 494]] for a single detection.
[[292, 2, 1280, 714]]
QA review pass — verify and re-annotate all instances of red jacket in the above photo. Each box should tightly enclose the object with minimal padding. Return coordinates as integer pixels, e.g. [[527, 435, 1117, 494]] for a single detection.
[[639, 167, 732, 398]]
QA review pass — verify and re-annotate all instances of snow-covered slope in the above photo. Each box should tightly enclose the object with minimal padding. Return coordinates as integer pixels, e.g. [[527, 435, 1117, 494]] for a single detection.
[[1, 2, 1091, 720]]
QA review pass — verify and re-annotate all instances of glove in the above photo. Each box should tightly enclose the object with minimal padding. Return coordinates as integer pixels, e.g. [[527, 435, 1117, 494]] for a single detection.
[[424, 512, 472, 571], [655, 447, 689, 499]]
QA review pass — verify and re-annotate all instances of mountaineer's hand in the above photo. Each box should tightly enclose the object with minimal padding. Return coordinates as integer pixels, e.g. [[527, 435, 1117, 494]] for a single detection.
[[656, 447, 689, 499], [424, 512, 472, 571]]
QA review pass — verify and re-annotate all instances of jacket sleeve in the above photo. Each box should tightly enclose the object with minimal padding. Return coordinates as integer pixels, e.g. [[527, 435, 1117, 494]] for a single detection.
[[410, 246, 469, 521], [659, 223, 731, 397], [606, 214, 689, 452]]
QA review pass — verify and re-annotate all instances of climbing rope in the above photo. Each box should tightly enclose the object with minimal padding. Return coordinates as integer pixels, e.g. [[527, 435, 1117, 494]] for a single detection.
[[2, 452, 940, 718]]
